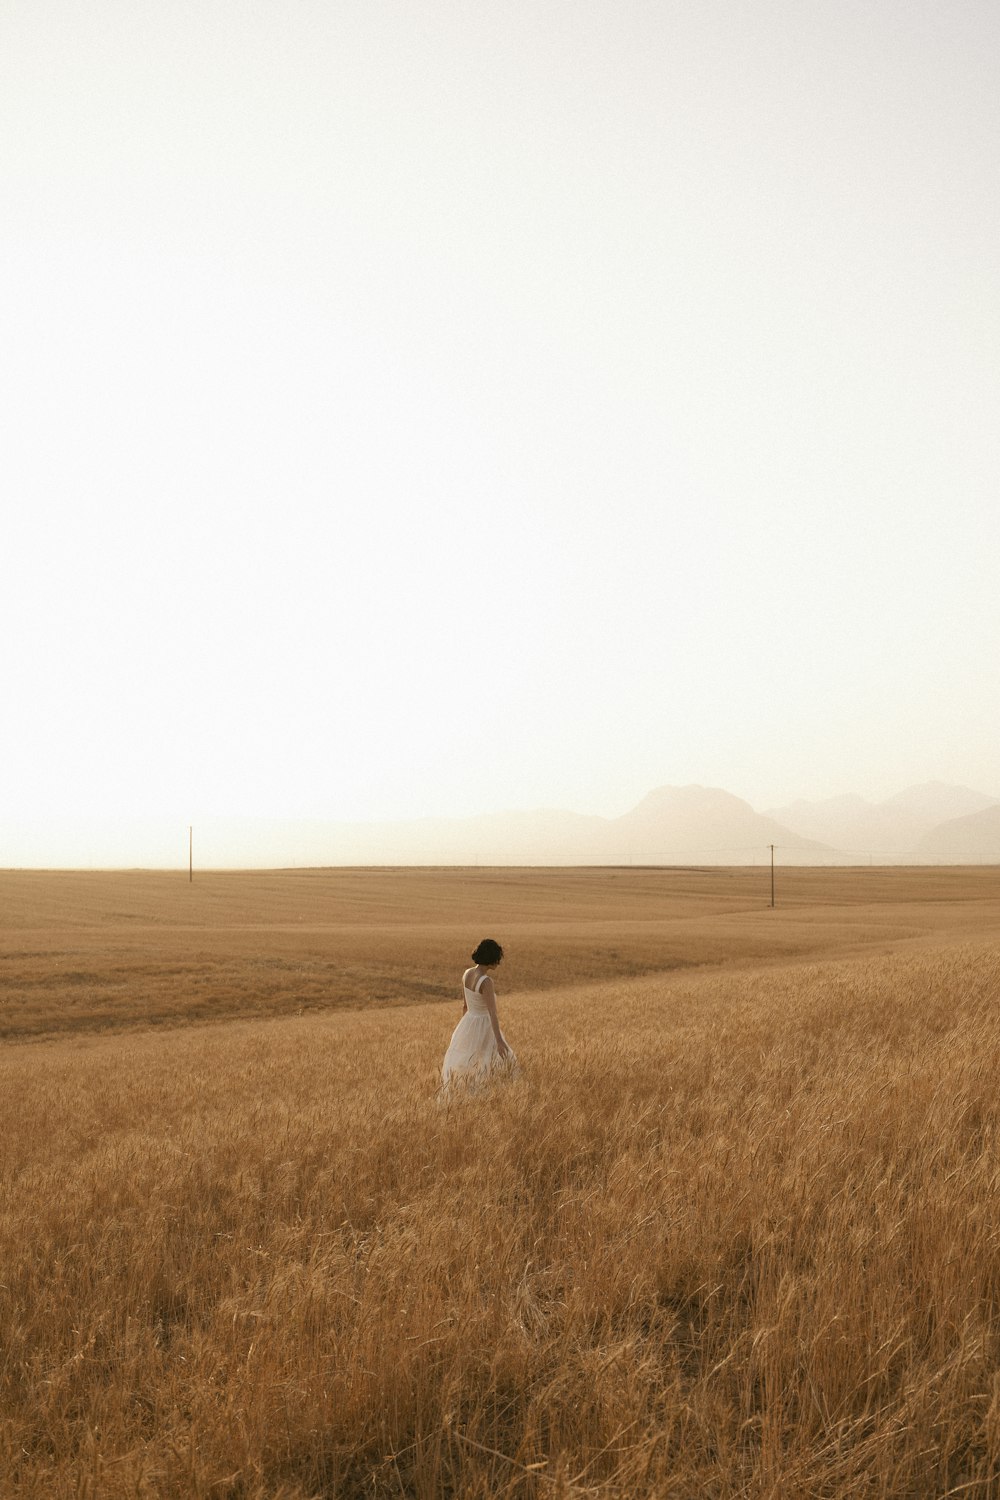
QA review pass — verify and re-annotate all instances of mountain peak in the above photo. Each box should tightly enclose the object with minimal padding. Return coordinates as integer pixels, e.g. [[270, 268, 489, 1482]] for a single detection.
[[627, 784, 754, 818], [880, 782, 998, 820]]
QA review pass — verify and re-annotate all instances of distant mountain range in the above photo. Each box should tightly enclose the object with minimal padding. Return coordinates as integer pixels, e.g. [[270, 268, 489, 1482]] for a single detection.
[[764, 781, 1000, 861], [3, 781, 998, 868], [318, 780, 999, 867], [320, 784, 834, 867]]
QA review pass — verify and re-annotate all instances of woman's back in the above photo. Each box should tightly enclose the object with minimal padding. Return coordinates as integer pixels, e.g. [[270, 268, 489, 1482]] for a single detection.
[[462, 969, 491, 1016]]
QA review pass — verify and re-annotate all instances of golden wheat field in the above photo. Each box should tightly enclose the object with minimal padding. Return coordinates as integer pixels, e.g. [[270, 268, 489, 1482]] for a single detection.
[[2, 867, 1000, 1498]]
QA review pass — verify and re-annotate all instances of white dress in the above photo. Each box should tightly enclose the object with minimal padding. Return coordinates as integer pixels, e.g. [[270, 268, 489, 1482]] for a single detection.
[[441, 971, 517, 1089]]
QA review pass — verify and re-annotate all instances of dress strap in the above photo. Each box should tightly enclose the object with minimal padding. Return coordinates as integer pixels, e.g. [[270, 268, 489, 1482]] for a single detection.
[[475, 973, 489, 993]]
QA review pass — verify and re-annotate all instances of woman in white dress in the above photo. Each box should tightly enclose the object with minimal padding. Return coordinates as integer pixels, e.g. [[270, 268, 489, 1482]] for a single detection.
[[441, 938, 517, 1090]]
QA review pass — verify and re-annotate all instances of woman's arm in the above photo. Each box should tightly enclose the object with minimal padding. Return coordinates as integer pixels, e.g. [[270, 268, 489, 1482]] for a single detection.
[[481, 978, 510, 1057]]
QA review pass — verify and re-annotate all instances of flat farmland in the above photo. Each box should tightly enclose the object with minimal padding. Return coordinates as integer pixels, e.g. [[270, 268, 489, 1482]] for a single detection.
[[4, 867, 1000, 1497], [1, 865, 999, 1040]]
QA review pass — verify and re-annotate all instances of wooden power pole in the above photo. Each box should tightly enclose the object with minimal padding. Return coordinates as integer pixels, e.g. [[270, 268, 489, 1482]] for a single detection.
[[769, 843, 775, 907]]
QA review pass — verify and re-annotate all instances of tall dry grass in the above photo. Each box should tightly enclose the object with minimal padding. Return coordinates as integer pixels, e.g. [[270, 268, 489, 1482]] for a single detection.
[[3, 940, 1000, 1496]]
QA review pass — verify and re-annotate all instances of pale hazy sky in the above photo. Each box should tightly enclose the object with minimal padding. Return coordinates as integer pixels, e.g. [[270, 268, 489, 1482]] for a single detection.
[[3, 0, 998, 840]]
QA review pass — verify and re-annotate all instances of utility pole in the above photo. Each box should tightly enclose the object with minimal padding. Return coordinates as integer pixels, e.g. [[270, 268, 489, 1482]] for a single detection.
[[769, 844, 775, 908], [189, 826, 193, 884]]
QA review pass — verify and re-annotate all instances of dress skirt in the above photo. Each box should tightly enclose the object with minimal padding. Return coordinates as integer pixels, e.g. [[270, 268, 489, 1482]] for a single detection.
[[441, 1010, 517, 1089]]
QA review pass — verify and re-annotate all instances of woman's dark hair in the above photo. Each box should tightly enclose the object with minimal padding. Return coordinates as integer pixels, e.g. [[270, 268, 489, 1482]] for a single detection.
[[472, 938, 504, 966]]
